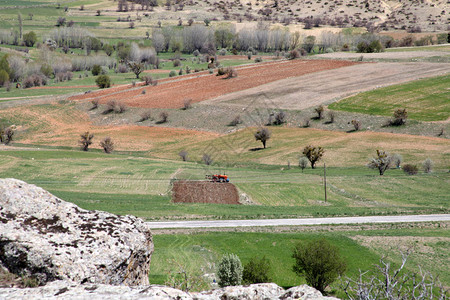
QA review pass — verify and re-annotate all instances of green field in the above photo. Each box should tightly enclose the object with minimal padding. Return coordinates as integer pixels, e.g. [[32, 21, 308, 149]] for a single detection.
[[329, 75, 450, 121], [149, 227, 450, 293], [0, 149, 448, 220]]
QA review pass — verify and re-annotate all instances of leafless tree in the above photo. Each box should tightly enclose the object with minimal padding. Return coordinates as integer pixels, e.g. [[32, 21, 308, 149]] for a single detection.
[[367, 150, 391, 175], [178, 150, 188, 161], [254, 127, 271, 149], [79, 131, 94, 151], [100, 137, 114, 153], [158, 111, 169, 123], [342, 249, 448, 300], [202, 153, 213, 165]]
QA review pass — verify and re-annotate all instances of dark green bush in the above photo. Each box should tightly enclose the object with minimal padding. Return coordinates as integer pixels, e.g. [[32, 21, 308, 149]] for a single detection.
[[95, 75, 111, 88], [92, 65, 102, 76], [403, 164, 418, 175], [243, 256, 271, 284]]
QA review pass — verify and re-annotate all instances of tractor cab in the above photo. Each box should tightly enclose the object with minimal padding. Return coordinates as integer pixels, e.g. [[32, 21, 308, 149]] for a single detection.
[[206, 174, 229, 182]]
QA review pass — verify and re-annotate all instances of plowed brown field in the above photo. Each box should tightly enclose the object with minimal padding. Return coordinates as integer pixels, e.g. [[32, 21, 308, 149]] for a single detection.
[[69, 59, 359, 109], [172, 180, 240, 204]]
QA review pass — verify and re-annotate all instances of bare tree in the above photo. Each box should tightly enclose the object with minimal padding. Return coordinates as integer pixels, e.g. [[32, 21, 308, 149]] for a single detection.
[[202, 153, 213, 165], [423, 158, 433, 173], [128, 61, 144, 79], [351, 119, 361, 131], [254, 127, 271, 149], [302, 145, 324, 169], [342, 249, 448, 300], [182, 99, 192, 110], [367, 150, 391, 175], [100, 137, 114, 153], [0, 126, 14, 145], [178, 150, 188, 161], [314, 105, 324, 119], [79, 131, 94, 151], [392, 153, 402, 168], [139, 110, 152, 122], [90, 99, 99, 110], [158, 111, 169, 123]]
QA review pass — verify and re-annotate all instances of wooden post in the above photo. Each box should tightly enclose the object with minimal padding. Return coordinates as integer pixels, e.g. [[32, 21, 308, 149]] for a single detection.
[[324, 162, 327, 202]]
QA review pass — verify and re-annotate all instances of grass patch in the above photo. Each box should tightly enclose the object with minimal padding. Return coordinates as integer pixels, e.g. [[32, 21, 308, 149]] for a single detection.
[[329, 75, 450, 121]]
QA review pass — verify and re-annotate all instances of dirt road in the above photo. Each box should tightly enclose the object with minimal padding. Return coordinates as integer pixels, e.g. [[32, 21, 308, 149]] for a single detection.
[[146, 214, 450, 229]]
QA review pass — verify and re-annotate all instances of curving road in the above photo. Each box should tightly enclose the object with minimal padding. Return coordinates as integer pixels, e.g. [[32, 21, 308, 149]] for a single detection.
[[146, 214, 450, 229]]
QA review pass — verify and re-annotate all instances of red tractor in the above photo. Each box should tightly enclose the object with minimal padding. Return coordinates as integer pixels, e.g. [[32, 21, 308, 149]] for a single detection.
[[206, 174, 229, 183]]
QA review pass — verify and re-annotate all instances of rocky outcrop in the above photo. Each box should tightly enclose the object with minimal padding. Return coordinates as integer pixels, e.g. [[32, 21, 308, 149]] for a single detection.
[[0, 178, 153, 286], [0, 281, 340, 299]]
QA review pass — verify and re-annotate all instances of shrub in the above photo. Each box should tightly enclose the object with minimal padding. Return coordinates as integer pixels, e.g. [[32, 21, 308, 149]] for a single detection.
[[0, 126, 14, 145], [302, 145, 324, 169], [142, 75, 157, 86], [182, 99, 192, 110], [100, 137, 114, 153], [288, 49, 300, 59], [392, 154, 402, 168], [159, 111, 169, 123], [302, 117, 311, 128], [219, 48, 227, 56], [202, 153, 213, 165], [327, 111, 335, 123], [216, 67, 226, 76], [103, 100, 117, 114], [299, 157, 308, 172], [243, 256, 271, 285], [402, 164, 418, 175], [423, 158, 433, 173], [178, 150, 188, 161], [391, 108, 408, 126], [367, 150, 391, 175], [216, 254, 243, 288], [351, 119, 361, 131], [0, 70, 9, 86], [169, 70, 177, 77], [40, 64, 53, 78], [95, 75, 111, 88], [224, 67, 237, 79], [118, 64, 128, 73], [116, 102, 127, 113], [90, 99, 99, 110], [229, 115, 242, 126], [254, 127, 271, 149], [273, 111, 287, 125], [79, 131, 94, 151], [292, 238, 346, 293], [173, 59, 181, 67], [314, 105, 324, 119], [254, 57, 262, 63], [91, 64, 102, 76], [23, 31, 37, 47]]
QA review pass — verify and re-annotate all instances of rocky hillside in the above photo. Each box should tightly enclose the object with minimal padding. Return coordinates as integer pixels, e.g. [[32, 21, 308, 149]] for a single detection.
[[200, 0, 447, 31]]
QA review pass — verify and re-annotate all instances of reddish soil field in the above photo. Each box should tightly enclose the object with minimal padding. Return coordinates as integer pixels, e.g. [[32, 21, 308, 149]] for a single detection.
[[172, 180, 240, 204], [69, 59, 358, 109]]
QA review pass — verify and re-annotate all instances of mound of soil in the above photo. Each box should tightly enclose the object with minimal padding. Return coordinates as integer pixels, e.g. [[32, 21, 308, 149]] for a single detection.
[[172, 180, 240, 204]]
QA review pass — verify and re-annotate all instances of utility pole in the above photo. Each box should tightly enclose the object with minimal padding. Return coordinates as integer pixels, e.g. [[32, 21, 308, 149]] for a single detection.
[[324, 162, 327, 202]]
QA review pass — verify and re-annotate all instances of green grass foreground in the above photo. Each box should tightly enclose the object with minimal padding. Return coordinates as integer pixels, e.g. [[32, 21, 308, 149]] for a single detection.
[[329, 75, 450, 121], [148, 227, 450, 293]]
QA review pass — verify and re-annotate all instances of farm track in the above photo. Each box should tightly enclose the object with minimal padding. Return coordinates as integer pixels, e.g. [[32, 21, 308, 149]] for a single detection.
[[146, 214, 450, 229]]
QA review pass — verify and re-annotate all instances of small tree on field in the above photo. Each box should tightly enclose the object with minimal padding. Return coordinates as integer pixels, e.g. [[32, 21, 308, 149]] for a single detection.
[[91, 65, 102, 76], [299, 157, 308, 172], [23, 31, 37, 47], [314, 105, 324, 119], [79, 131, 94, 151], [350, 119, 361, 131], [254, 127, 271, 149], [229, 115, 242, 126], [367, 150, 391, 175], [139, 110, 152, 122], [202, 153, 213, 165], [182, 99, 192, 110], [423, 158, 433, 173], [100, 137, 114, 153], [273, 111, 287, 125], [302, 145, 324, 169], [217, 254, 243, 288], [292, 238, 347, 294], [178, 150, 188, 161], [128, 61, 144, 79], [243, 256, 271, 285]]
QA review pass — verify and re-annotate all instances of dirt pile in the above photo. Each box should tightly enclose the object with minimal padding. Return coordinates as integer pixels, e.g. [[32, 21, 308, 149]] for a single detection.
[[172, 180, 240, 204]]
